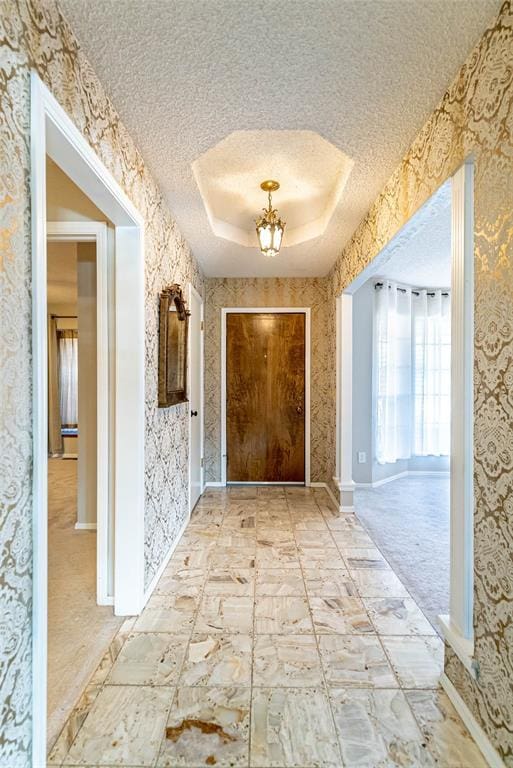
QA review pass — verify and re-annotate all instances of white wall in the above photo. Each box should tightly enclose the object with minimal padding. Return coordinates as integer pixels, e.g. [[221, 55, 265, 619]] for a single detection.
[[77, 242, 97, 526], [352, 278, 449, 485], [352, 279, 374, 484], [46, 159, 108, 526]]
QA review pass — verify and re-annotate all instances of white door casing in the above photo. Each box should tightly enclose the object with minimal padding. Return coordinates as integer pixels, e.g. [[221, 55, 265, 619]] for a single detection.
[[188, 284, 204, 512], [335, 162, 475, 675], [31, 72, 145, 766], [220, 307, 311, 486], [47, 221, 111, 606]]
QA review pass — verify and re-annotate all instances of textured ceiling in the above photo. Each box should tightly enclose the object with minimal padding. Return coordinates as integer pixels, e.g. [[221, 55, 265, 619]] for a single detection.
[[362, 180, 452, 289], [192, 130, 353, 248], [60, 0, 499, 277]]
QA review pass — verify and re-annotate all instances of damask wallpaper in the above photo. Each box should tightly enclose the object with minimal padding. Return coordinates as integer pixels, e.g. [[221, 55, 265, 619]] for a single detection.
[[327, 2, 513, 762], [203, 278, 335, 486], [2, 0, 513, 764], [0, 1, 202, 763]]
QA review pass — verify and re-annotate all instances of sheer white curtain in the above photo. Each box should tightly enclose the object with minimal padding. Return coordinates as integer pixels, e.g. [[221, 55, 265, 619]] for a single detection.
[[412, 290, 451, 456], [375, 282, 412, 464], [48, 318, 63, 455], [58, 330, 78, 427]]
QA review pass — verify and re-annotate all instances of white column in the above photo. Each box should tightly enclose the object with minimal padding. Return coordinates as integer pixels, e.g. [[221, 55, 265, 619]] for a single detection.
[[439, 161, 475, 677], [336, 294, 355, 512], [447, 160, 475, 642], [77, 242, 97, 528]]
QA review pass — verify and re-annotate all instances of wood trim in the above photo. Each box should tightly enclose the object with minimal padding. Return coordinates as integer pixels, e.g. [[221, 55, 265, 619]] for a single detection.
[[220, 307, 311, 486]]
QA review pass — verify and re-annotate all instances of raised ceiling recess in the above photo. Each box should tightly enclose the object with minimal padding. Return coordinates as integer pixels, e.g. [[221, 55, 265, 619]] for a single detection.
[[192, 130, 354, 250]]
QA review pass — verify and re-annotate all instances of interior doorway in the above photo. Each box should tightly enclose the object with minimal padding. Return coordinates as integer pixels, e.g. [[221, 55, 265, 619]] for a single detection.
[[45, 230, 121, 749], [335, 160, 475, 669], [221, 309, 310, 484], [31, 72, 146, 766]]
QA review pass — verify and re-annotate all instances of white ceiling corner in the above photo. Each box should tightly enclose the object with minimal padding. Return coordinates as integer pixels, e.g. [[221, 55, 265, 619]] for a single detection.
[[363, 180, 452, 289], [59, 0, 499, 277]]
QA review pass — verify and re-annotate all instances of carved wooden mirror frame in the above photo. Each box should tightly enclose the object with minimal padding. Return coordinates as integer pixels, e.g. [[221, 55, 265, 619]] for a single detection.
[[158, 283, 189, 407]]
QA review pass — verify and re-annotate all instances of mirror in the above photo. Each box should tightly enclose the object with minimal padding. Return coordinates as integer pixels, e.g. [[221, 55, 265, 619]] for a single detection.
[[158, 284, 189, 407]]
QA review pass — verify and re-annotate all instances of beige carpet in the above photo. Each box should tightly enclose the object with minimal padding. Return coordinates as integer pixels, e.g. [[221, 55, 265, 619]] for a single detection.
[[47, 458, 122, 751], [355, 475, 450, 633]]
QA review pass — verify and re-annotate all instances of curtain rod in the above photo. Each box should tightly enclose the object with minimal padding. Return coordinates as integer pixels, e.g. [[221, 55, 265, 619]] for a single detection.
[[374, 282, 449, 297], [51, 314, 77, 319]]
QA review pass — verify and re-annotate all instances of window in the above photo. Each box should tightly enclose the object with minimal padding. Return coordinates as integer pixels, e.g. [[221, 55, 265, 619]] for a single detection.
[[58, 330, 78, 430], [375, 282, 450, 464], [412, 290, 451, 457]]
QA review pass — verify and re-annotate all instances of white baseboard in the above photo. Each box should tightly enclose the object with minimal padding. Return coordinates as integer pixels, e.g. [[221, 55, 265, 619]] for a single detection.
[[204, 481, 225, 488], [355, 469, 449, 489], [74, 522, 97, 530], [408, 469, 450, 477], [440, 673, 505, 768], [62, 453, 78, 459], [438, 614, 476, 678], [142, 516, 189, 606]]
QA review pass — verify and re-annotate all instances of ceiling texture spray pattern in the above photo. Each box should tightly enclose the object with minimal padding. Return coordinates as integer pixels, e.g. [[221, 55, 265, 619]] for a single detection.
[[192, 130, 354, 249], [60, 0, 499, 277], [366, 181, 452, 288]]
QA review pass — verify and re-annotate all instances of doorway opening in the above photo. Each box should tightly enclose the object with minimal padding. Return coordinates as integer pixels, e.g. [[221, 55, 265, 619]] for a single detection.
[[31, 72, 145, 766], [221, 308, 311, 485], [336, 160, 475, 674], [45, 212, 122, 748]]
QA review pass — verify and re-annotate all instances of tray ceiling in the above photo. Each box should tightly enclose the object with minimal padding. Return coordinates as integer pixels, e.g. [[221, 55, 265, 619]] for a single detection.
[[60, 0, 499, 277]]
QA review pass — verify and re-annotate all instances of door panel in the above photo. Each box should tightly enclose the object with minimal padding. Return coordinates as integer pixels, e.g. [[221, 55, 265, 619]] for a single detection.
[[226, 312, 305, 482], [189, 287, 202, 510]]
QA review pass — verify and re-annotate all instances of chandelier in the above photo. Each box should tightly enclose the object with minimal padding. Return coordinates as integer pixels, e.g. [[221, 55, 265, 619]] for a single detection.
[[255, 180, 286, 257]]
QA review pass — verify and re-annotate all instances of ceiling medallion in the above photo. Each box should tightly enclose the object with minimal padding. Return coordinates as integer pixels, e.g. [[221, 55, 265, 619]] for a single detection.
[[255, 180, 286, 257]]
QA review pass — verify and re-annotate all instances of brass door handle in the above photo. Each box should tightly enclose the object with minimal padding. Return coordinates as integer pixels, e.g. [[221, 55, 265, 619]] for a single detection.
[[296, 405, 303, 415]]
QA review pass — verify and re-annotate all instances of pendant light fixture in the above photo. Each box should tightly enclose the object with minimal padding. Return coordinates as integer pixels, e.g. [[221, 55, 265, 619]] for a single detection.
[[255, 180, 286, 257]]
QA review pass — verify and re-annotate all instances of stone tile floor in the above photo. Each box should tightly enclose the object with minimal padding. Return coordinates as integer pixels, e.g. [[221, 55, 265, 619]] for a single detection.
[[48, 486, 487, 767]]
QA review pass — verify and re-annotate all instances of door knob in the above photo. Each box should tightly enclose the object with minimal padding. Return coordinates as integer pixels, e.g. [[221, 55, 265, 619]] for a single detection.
[[191, 410, 198, 417], [296, 405, 303, 415]]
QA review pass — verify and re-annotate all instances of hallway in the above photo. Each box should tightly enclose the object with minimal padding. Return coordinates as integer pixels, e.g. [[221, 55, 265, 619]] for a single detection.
[[47, 459, 122, 750], [48, 486, 485, 767]]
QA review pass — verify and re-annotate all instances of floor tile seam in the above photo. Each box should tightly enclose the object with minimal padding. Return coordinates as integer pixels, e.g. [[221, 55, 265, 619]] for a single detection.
[[153, 546, 212, 766], [348, 508, 435, 626], [332, 521, 438, 634], [49, 620, 133, 764], [354, 623, 436, 758], [322, 683, 437, 768], [290, 494, 346, 768], [368, 623, 403, 692], [360, 596, 439, 637], [248, 514, 258, 768]]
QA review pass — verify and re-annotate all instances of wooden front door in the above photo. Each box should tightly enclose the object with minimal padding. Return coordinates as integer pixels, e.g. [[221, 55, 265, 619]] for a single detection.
[[226, 312, 305, 482]]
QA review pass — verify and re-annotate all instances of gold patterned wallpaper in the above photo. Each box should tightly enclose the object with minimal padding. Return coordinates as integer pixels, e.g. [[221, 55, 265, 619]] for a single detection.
[[1, 0, 513, 764], [204, 278, 335, 486], [0, 1, 202, 762], [327, 2, 513, 762]]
